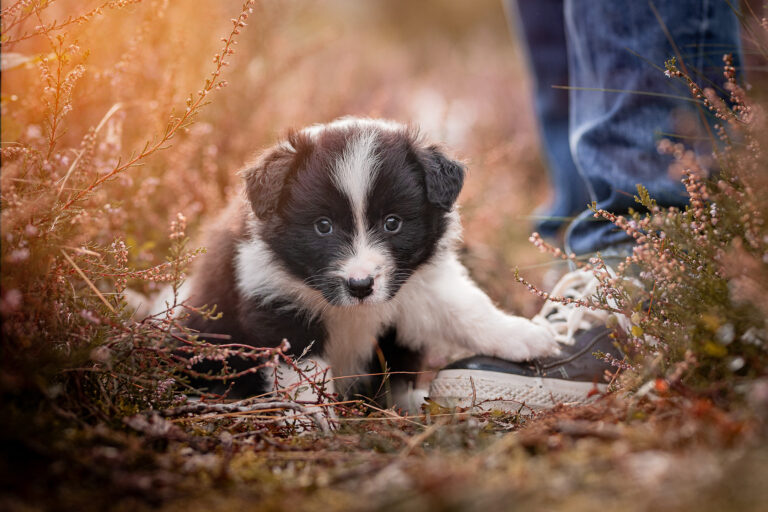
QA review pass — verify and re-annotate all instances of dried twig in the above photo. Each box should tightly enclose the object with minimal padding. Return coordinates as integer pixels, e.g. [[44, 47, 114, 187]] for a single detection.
[[160, 398, 331, 433]]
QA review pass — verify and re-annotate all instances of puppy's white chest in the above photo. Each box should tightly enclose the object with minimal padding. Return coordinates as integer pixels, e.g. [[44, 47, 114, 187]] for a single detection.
[[321, 305, 397, 390]]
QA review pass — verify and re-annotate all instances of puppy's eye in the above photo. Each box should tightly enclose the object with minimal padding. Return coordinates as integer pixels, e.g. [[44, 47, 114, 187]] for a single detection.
[[383, 214, 402, 233], [314, 217, 333, 236]]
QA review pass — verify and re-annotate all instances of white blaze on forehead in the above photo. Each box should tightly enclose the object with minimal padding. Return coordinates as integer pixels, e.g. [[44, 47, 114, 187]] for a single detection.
[[331, 129, 380, 223]]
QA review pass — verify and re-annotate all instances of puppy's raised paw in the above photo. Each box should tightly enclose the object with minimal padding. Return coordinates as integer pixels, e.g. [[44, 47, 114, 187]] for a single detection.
[[486, 316, 560, 362]]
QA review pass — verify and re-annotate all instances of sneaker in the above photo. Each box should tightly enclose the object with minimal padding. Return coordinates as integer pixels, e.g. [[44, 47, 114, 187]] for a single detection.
[[428, 269, 622, 413]]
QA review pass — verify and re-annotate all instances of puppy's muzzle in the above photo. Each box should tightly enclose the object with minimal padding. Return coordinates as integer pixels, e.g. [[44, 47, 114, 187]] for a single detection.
[[346, 276, 374, 299]]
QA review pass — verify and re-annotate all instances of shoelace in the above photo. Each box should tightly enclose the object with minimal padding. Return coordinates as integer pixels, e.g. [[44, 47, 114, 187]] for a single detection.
[[531, 269, 612, 346]]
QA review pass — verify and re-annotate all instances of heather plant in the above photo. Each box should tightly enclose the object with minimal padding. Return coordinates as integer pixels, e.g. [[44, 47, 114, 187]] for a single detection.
[[518, 52, 768, 404], [0, 0, 309, 421]]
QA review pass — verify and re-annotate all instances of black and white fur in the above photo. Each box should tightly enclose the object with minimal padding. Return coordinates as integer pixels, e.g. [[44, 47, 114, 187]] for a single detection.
[[183, 117, 558, 407]]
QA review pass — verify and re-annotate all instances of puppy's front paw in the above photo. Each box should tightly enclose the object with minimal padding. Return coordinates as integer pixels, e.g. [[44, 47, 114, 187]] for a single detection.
[[489, 317, 560, 362]]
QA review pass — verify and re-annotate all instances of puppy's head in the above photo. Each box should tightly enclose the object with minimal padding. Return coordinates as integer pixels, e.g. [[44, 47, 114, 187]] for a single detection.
[[242, 118, 463, 306]]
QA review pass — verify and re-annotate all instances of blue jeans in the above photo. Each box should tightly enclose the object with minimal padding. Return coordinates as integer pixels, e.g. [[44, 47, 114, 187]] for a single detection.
[[507, 0, 743, 255]]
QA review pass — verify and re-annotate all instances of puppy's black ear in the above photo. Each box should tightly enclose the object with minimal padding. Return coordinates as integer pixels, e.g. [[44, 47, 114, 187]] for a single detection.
[[418, 145, 465, 211], [240, 132, 309, 219]]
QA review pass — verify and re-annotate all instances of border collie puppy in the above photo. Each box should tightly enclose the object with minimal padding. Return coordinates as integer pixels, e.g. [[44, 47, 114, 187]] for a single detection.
[[184, 117, 558, 407]]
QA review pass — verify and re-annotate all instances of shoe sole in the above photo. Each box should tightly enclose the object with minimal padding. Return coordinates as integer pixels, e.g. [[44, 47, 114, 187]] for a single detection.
[[429, 369, 608, 414]]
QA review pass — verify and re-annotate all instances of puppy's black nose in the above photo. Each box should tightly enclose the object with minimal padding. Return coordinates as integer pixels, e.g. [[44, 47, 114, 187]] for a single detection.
[[347, 276, 374, 299]]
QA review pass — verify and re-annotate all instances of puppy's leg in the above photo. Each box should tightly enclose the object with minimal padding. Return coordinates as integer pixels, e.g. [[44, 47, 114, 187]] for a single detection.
[[264, 357, 336, 433], [271, 356, 336, 403], [355, 327, 426, 413], [397, 254, 560, 361]]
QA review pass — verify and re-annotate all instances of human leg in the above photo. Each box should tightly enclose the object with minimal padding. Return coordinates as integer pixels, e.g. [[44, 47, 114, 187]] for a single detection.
[[504, 0, 590, 238], [564, 0, 743, 255]]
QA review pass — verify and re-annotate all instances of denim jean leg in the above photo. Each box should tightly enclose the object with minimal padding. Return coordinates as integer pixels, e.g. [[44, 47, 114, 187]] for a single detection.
[[505, 0, 590, 238], [563, 0, 743, 255]]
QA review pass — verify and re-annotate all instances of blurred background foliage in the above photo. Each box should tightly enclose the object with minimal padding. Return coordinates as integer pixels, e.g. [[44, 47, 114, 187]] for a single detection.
[[0, 0, 554, 316]]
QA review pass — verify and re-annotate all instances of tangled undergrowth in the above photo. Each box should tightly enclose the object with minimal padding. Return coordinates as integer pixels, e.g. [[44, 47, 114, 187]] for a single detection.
[[2, 1, 768, 511], [517, 52, 768, 406]]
